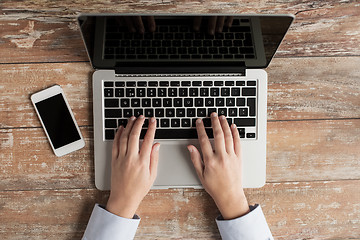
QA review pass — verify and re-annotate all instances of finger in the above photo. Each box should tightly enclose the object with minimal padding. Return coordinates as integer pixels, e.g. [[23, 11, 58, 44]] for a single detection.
[[219, 115, 234, 153], [224, 16, 233, 28], [150, 143, 161, 181], [187, 145, 204, 182], [207, 16, 217, 35], [211, 112, 226, 154], [127, 115, 145, 155], [123, 17, 136, 32], [195, 118, 213, 159], [231, 123, 242, 156], [140, 117, 156, 157], [146, 16, 156, 32], [215, 16, 225, 33], [133, 16, 145, 34], [112, 125, 123, 160], [119, 116, 136, 157], [193, 16, 202, 31]]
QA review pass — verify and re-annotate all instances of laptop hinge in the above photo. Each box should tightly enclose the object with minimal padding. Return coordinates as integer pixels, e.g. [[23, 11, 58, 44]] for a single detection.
[[114, 62, 246, 76]]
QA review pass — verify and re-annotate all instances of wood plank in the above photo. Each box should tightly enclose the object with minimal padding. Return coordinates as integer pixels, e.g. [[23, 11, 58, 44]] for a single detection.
[[1, 120, 359, 191], [0, 57, 359, 129], [0, 180, 359, 239], [0, 1, 359, 63]]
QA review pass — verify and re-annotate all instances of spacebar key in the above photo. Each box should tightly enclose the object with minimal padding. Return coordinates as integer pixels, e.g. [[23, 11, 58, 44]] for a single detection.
[[140, 128, 214, 139]]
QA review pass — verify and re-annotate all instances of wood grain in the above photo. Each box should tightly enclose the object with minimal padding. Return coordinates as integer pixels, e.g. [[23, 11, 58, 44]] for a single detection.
[[0, 1, 359, 63], [0, 57, 359, 129], [0, 180, 359, 239], [1, 119, 359, 191]]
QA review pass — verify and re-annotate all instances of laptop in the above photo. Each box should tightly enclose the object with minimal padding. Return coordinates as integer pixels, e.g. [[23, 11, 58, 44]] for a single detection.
[[77, 14, 294, 190]]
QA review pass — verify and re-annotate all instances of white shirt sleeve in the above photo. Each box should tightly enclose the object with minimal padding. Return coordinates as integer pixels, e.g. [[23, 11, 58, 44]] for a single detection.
[[216, 204, 273, 240], [82, 204, 140, 240]]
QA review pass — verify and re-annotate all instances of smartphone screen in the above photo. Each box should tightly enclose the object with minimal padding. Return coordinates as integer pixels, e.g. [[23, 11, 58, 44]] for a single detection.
[[35, 93, 81, 149]]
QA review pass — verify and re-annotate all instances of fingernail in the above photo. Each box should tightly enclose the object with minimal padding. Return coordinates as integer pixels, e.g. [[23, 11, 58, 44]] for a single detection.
[[211, 112, 217, 118], [196, 118, 202, 124], [151, 117, 156, 123], [130, 116, 136, 121], [231, 123, 237, 128], [220, 115, 226, 120], [139, 115, 144, 119], [187, 146, 193, 152], [155, 143, 160, 151]]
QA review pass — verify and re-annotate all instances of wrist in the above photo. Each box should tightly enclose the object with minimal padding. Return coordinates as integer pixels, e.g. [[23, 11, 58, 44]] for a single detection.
[[106, 195, 140, 219], [215, 191, 250, 220]]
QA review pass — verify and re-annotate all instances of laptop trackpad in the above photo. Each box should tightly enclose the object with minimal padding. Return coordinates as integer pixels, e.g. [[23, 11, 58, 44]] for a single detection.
[[153, 140, 202, 188]]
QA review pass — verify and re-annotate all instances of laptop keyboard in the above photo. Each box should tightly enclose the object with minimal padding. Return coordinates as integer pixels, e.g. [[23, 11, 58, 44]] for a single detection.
[[103, 79, 257, 140], [104, 18, 255, 61]]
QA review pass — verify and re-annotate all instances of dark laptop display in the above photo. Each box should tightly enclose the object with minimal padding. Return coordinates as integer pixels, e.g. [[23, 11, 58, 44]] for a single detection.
[[78, 15, 293, 71]]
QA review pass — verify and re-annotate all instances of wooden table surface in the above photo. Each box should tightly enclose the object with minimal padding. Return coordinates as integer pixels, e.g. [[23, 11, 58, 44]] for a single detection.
[[0, 1, 359, 239]]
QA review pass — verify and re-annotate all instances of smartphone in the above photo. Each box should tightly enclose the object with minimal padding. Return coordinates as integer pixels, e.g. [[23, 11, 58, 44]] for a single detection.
[[31, 85, 85, 156]]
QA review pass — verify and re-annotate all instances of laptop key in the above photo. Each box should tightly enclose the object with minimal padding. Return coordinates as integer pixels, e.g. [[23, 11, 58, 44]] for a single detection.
[[187, 108, 196, 117], [189, 88, 199, 96], [234, 118, 256, 127], [121, 99, 130, 107], [239, 108, 248, 116], [210, 88, 220, 96], [126, 88, 135, 97], [179, 88, 188, 96], [195, 98, 204, 107], [218, 108, 227, 116], [152, 98, 162, 107], [176, 108, 186, 117], [161, 119, 170, 128], [105, 99, 119, 108], [236, 98, 245, 106], [136, 88, 146, 97], [247, 133, 256, 138], [197, 108, 207, 117], [131, 99, 140, 107], [105, 119, 117, 128], [163, 99, 172, 107], [118, 119, 127, 127], [142, 99, 151, 107], [115, 88, 124, 97], [105, 109, 122, 118], [148, 81, 158, 86], [104, 88, 113, 97], [216, 98, 225, 106], [184, 98, 193, 107], [138, 128, 214, 139], [166, 109, 175, 117], [104, 81, 114, 87], [247, 98, 256, 116], [181, 118, 191, 127], [123, 109, 133, 118], [145, 109, 154, 117], [174, 98, 182, 107], [105, 129, 115, 140], [171, 119, 181, 127], [205, 98, 214, 106], [134, 109, 143, 117], [155, 109, 164, 117]]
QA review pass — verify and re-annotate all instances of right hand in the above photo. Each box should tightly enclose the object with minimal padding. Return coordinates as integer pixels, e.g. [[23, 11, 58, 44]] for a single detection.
[[187, 112, 250, 220]]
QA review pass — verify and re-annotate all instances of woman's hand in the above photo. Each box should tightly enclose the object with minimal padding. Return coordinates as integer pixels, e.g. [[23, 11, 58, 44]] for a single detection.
[[106, 115, 160, 219]]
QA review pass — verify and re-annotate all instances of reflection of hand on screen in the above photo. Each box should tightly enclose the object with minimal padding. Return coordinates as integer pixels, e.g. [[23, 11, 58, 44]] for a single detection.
[[193, 16, 234, 35], [118, 16, 156, 33]]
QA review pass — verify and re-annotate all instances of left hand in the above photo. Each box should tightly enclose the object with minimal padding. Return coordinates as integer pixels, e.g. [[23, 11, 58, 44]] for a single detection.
[[106, 115, 160, 219]]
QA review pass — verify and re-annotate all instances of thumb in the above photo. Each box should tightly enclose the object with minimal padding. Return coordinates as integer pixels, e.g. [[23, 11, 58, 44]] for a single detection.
[[187, 145, 204, 182], [150, 143, 160, 179]]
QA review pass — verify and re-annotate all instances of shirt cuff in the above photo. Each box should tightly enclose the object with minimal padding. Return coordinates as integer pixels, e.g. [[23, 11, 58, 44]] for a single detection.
[[216, 204, 273, 240], [82, 204, 140, 240]]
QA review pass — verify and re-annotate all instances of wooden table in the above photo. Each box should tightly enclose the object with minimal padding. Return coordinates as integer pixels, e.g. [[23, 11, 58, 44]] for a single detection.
[[0, 1, 359, 239]]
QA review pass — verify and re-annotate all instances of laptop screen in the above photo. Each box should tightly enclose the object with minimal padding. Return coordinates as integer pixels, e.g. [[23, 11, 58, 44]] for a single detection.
[[78, 14, 293, 70]]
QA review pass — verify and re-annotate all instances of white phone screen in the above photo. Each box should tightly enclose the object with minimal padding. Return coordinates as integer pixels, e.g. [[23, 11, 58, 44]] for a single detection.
[[35, 93, 81, 149]]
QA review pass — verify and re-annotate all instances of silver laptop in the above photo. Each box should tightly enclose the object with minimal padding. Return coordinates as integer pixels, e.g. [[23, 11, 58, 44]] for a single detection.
[[77, 14, 294, 190]]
